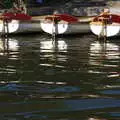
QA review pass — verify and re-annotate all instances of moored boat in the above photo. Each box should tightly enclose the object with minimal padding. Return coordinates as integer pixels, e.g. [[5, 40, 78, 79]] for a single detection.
[[90, 9, 120, 37], [40, 14, 90, 35], [0, 12, 42, 35], [0, 19, 43, 34]]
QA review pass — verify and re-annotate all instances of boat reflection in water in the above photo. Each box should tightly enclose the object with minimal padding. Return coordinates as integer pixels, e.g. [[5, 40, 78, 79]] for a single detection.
[[89, 40, 120, 79], [40, 39, 68, 52], [0, 37, 19, 81], [0, 35, 120, 120], [0, 37, 19, 55]]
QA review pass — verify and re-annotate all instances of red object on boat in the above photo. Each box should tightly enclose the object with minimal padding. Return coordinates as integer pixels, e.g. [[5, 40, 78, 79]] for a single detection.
[[1, 12, 31, 21], [45, 15, 60, 21], [111, 14, 120, 23], [55, 14, 78, 23], [93, 14, 120, 24], [45, 14, 78, 23]]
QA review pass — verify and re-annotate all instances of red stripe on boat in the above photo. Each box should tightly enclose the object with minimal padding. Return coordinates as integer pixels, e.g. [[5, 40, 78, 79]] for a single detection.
[[54, 14, 78, 23], [45, 14, 78, 23], [2, 12, 31, 21], [93, 14, 120, 24]]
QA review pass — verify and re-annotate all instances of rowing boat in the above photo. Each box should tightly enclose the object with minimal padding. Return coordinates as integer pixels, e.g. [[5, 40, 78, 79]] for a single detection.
[[0, 19, 42, 34], [0, 12, 42, 35], [90, 10, 120, 37], [40, 14, 90, 35]]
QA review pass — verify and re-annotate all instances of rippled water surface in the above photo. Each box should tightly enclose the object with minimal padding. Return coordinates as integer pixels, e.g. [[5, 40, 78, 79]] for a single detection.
[[0, 34, 120, 120]]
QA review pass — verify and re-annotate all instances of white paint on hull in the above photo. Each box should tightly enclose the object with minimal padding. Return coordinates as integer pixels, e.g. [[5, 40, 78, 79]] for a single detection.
[[0, 20, 19, 33], [7, 20, 19, 33], [41, 20, 90, 35], [0, 20, 42, 34], [90, 22, 120, 37], [40, 21, 68, 34]]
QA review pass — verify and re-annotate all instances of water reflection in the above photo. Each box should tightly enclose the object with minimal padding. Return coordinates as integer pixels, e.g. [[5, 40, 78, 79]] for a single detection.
[[89, 40, 120, 79], [0, 35, 119, 120], [89, 41, 120, 66], [0, 38, 19, 81], [40, 39, 68, 52], [0, 38, 19, 56], [0, 35, 119, 89]]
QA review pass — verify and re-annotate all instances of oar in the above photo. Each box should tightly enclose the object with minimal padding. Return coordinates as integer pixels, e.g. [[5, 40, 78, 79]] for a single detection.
[[52, 16, 56, 40], [99, 17, 107, 38], [3, 19, 9, 37], [0, 15, 9, 37]]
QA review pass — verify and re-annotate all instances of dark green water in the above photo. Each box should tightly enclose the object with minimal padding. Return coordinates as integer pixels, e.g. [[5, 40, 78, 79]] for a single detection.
[[0, 34, 120, 120]]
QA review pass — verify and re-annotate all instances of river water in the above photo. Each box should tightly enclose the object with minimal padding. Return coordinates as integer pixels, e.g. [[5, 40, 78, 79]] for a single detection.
[[0, 34, 119, 120]]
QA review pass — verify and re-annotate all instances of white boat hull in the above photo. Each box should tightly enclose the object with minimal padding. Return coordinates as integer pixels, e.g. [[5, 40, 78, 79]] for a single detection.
[[90, 22, 120, 37], [0, 20, 42, 34], [40, 21, 90, 35]]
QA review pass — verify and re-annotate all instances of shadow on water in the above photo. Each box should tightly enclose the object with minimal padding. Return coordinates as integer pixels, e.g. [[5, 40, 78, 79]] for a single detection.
[[0, 34, 120, 120]]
